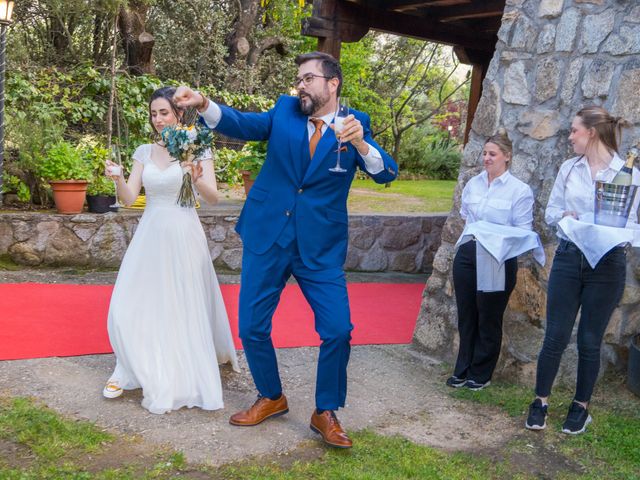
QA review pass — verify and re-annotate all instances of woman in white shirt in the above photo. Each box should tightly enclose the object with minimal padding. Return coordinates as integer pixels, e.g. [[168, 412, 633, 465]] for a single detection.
[[525, 106, 639, 435], [446, 129, 534, 391]]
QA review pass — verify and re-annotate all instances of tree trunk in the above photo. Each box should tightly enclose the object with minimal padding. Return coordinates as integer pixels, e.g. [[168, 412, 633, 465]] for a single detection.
[[225, 0, 260, 67], [118, 1, 155, 76]]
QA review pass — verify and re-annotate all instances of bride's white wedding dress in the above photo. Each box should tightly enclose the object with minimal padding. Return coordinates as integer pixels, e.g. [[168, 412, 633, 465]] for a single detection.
[[107, 144, 238, 414]]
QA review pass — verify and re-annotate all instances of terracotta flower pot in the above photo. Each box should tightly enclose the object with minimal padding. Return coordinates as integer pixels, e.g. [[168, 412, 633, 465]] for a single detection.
[[49, 180, 88, 214], [241, 170, 255, 196]]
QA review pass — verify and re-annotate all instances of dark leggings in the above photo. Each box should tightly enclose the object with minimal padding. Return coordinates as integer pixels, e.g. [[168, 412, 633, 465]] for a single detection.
[[452, 240, 518, 383], [535, 240, 626, 402]]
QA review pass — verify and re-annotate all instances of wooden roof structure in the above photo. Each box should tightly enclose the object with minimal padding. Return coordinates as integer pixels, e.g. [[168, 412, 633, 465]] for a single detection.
[[302, 0, 507, 142]]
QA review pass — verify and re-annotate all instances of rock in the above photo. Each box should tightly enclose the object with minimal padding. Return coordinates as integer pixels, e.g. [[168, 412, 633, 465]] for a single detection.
[[612, 69, 640, 123], [555, 8, 580, 52], [503, 62, 531, 105], [432, 243, 455, 275], [209, 244, 223, 262], [579, 10, 616, 53], [517, 109, 561, 140], [89, 222, 128, 267], [535, 57, 562, 101], [350, 227, 377, 250], [221, 248, 243, 271], [11, 220, 32, 242], [380, 221, 422, 250], [388, 251, 419, 272], [359, 244, 388, 272], [560, 57, 584, 104], [503, 312, 545, 363], [508, 268, 547, 323], [413, 296, 457, 358], [602, 25, 640, 55], [45, 227, 90, 266], [0, 222, 13, 253], [536, 24, 556, 53], [510, 13, 537, 50], [8, 242, 42, 266], [70, 214, 97, 223], [581, 60, 615, 99], [471, 82, 501, 137], [209, 225, 227, 242], [538, 0, 563, 18]]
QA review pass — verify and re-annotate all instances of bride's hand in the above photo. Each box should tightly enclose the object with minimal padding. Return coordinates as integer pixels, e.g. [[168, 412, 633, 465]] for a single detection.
[[183, 161, 203, 183], [105, 160, 122, 180]]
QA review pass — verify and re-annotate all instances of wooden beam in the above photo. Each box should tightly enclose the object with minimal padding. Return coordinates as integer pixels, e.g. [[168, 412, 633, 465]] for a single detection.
[[464, 61, 487, 145], [437, 0, 505, 22], [388, 0, 471, 11], [338, 1, 495, 50]]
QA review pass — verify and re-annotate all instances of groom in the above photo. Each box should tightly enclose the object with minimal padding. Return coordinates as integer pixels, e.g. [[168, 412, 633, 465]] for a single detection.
[[175, 51, 397, 448]]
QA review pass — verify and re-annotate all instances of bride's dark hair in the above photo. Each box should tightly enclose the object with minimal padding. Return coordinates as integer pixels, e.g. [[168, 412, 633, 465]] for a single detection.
[[148, 86, 183, 135]]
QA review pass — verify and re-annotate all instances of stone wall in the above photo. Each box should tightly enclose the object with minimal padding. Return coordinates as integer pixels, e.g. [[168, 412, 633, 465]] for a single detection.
[[0, 211, 445, 274], [414, 0, 640, 383]]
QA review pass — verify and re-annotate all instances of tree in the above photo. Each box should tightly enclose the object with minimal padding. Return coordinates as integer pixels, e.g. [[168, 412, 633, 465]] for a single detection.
[[367, 35, 469, 160], [118, 0, 154, 75]]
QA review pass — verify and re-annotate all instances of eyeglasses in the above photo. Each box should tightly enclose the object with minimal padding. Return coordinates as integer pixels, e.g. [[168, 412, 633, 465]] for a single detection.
[[291, 73, 332, 88]]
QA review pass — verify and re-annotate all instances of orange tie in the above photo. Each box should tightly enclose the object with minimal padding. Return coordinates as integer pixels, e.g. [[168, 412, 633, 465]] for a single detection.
[[309, 118, 324, 158]]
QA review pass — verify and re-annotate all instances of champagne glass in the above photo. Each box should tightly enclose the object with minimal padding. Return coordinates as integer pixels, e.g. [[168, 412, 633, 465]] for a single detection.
[[329, 97, 349, 173], [108, 145, 122, 209]]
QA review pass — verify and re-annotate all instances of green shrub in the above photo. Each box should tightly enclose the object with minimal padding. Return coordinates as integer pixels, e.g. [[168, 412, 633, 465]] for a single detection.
[[38, 141, 92, 181], [237, 141, 267, 180], [399, 129, 461, 180]]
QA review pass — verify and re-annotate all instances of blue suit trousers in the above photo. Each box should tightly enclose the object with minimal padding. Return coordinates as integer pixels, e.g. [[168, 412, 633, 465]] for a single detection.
[[238, 241, 353, 410]]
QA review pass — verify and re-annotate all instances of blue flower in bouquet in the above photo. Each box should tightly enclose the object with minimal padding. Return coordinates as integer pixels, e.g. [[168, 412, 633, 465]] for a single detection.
[[160, 122, 215, 207], [161, 123, 214, 162]]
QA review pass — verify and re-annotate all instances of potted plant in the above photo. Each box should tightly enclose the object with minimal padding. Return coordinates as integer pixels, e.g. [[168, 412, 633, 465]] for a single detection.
[[238, 141, 267, 195], [87, 175, 117, 213], [84, 143, 117, 213], [39, 141, 92, 214]]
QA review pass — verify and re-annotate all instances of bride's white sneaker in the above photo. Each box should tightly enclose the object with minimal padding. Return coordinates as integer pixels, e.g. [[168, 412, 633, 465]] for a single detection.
[[103, 381, 123, 399]]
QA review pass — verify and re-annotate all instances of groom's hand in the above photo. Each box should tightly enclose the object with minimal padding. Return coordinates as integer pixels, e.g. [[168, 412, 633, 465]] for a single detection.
[[174, 86, 209, 112]]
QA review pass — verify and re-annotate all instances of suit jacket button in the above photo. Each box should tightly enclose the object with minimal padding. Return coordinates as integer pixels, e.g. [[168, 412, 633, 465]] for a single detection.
[[298, 188, 303, 194], [285, 210, 291, 216]]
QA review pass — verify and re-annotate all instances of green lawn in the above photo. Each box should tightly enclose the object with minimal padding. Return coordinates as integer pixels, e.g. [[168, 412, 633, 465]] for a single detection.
[[348, 179, 456, 213], [3, 378, 639, 479]]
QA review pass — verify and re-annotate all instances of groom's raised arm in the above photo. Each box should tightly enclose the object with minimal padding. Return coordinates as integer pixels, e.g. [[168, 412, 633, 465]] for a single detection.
[[174, 86, 275, 142]]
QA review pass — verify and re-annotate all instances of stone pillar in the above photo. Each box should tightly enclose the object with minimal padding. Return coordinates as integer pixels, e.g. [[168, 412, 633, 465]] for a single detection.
[[413, 0, 640, 384]]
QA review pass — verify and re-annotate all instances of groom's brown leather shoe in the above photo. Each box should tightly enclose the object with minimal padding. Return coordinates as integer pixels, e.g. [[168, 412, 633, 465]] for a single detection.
[[229, 394, 289, 426], [310, 410, 352, 448]]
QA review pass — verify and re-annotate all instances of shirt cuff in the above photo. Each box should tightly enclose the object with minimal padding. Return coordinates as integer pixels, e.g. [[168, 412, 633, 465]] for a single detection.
[[359, 143, 384, 174], [199, 101, 222, 128]]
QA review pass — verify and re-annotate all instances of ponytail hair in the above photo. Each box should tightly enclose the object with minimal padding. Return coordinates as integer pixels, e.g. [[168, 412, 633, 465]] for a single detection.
[[575, 106, 630, 155]]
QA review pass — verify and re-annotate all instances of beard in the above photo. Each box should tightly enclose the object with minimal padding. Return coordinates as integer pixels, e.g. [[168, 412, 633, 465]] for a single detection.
[[298, 87, 330, 116]]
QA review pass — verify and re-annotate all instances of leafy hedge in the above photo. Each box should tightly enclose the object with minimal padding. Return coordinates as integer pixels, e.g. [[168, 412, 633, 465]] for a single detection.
[[3, 66, 274, 204]]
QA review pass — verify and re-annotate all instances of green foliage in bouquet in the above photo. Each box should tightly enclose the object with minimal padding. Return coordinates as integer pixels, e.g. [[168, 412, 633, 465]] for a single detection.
[[38, 141, 92, 181], [161, 121, 215, 207]]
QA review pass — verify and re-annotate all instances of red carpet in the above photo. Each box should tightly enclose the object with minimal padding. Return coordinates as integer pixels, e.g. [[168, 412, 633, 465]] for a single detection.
[[0, 283, 424, 361]]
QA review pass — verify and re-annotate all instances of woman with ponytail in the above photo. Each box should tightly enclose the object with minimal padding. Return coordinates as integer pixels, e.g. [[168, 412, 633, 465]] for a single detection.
[[525, 106, 640, 434]]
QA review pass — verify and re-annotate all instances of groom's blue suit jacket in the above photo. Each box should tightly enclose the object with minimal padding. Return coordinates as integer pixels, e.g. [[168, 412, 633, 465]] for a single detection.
[[215, 95, 398, 270]]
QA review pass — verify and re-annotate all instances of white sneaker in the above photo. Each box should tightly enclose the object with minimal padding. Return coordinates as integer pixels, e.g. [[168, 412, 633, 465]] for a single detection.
[[103, 381, 123, 399]]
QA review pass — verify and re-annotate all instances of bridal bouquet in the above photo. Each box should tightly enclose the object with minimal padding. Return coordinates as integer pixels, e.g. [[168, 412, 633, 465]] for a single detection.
[[161, 113, 215, 207]]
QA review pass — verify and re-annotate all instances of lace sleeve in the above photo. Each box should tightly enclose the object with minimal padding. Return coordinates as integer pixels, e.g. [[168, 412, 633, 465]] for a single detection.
[[196, 148, 213, 162], [131, 144, 150, 166]]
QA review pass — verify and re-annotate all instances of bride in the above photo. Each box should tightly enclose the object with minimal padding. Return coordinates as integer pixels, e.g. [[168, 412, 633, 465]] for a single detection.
[[103, 86, 238, 414]]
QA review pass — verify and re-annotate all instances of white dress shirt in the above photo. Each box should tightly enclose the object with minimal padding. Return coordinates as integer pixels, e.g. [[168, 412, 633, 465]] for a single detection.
[[457, 170, 537, 292], [545, 153, 640, 239], [200, 101, 384, 174], [461, 170, 534, 229]]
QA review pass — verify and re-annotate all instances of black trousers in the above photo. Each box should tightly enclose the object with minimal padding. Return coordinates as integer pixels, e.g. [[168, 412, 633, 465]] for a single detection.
[[535, 240, 626, 402], [452, 241, 518, 383]]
